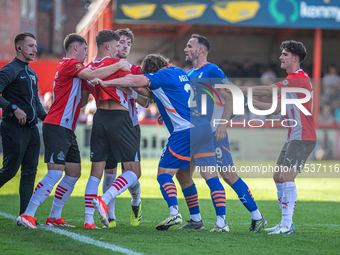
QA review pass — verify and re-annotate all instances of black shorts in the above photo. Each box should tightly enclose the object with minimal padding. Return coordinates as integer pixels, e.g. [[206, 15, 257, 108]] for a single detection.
[[91, 109, 139, 163], [105, 124, 141, 169], [277, 140, 316, 172], [43, 123, 81, 164]]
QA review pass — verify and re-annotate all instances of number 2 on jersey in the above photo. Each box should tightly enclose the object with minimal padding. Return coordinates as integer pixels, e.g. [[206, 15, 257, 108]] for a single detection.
[[184, 83, 197, 108]]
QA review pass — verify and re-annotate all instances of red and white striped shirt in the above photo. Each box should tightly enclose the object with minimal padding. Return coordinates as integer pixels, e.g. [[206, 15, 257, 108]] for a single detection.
[[44, 58, 85, 131], [275, 69, 317, 142], [85, 56, 132, 109]]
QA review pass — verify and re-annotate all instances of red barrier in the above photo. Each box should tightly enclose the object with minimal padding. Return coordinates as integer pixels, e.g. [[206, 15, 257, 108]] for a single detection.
[[0, 59, 59, 96]]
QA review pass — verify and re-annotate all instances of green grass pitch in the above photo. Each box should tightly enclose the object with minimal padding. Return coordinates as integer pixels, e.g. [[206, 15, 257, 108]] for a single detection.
[[0, 158, 339, 254]]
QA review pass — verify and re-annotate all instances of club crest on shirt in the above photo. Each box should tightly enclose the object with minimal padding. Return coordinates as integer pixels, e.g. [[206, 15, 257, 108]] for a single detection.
[[282, 80, 289, 86], [75, 63, 84, 71]]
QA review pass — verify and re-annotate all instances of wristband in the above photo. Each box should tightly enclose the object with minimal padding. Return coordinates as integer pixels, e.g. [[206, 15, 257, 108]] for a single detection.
[[130, 90, 138, 100]]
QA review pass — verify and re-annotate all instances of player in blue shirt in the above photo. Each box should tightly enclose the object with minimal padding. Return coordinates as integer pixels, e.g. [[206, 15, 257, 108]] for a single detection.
[[176, 34, 266, 232], [91, 53, 229, 232]]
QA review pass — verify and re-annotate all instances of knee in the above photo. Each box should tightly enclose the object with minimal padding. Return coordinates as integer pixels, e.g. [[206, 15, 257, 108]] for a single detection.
[[135, 171, 141, 179], [219, 170, 239, 186], [176, 172, 192, 189], [0, 169, 17, 183], [21, 168, 37, 179], [223, 177, 238, 186]]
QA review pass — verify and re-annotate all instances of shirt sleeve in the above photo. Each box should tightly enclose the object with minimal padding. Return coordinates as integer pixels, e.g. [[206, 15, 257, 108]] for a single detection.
[[131, 65, 142, 75], [0, 64, 16, 93], [64, 59, 86, 78], [210, 65, 231, 91], [143, 72, 168, 90], [32, 74, 47, 120], [116, 70, 132, 78], [0, 64, 16, 109], [275, 73, 295, 89]]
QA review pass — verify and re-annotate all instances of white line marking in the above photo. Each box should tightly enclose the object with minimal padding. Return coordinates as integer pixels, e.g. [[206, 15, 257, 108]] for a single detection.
[[0, 212, 143, 255], [65, 218, 340, 227]]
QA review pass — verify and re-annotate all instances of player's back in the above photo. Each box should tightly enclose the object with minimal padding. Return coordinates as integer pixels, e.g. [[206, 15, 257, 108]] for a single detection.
[[144, 65, 208, 134], [45, 58, 85, 131], [188, 63, 234, 129]]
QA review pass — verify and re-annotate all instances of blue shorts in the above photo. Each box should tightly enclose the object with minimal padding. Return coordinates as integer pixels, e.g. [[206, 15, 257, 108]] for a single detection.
[[214, 131, 234, 168], [159, 125, 216, 169]]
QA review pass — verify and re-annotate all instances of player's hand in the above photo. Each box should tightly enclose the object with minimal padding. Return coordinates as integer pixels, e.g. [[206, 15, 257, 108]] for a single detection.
[[157, 115, 164, 125], [90, 78, 105, 86], [215, 124, 227, 141], [119, 59, 131, 72], [14, 108, 27, 125]]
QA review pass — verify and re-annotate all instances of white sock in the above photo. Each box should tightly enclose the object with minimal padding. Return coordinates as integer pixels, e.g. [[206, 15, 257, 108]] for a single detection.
[[276, 183, 283, 210], [24, 170, 63, 217], [216, 215, 227, 228], [84, 176, 100, 225], [190, 213, 202, 222], [250, 209, 262, 220], [49, 175, 79, 219], [102, 171, 138, 204], [103, 173, 116, 220], [169, 205, 179, 215], [129, 179, 141, 206], [281, 181, 297, 228]]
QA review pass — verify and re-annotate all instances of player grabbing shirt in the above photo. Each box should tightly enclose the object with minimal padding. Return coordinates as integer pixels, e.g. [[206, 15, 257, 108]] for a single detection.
[[92, 54, 229, 232]]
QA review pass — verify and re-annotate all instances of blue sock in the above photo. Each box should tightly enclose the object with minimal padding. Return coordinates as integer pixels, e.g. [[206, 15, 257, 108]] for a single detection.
[[231, 178, 258, 212], [206, 177, 226, 216], [157, 173, 178, 208], [182, 183, 200, 215]]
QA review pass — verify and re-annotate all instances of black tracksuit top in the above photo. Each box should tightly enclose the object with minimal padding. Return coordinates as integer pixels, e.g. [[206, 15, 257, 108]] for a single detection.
[[0, 57, 46, 125]]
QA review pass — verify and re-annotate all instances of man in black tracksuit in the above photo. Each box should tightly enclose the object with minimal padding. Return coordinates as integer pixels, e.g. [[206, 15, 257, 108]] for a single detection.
[[0, 32, 46, 215]]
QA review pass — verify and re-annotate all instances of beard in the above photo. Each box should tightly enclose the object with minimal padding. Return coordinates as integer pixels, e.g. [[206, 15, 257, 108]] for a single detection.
[[185, 58, 193, 64]]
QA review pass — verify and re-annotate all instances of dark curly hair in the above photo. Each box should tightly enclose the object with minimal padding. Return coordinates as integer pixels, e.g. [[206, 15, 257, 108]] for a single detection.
[[280, 40, 307, 63], [141, 54, 170, 74], [116, 28, 134, 43]]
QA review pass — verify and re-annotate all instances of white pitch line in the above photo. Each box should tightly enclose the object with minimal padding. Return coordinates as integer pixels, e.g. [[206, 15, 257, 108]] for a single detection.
[[0, 212, 143, 255], [63, 217, 340, 227]]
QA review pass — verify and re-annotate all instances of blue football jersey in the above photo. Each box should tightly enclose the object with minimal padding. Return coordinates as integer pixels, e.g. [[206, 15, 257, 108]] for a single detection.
[[143, 65, 208, 134], [187, 63, 246, 131]]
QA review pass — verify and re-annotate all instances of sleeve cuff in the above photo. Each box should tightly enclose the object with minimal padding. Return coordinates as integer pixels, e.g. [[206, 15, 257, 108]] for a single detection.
[[39, 114, 47, 121]]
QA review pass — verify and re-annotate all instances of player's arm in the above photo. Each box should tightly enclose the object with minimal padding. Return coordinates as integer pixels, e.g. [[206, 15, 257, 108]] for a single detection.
[[77, 59, 130, 80], [0, 65, 15, 110], [215, 89, 233, 141], [0, 66, 27, 124], [133, 89, 152, 108], [118, 86, 152, 107], [92, 75, 149, 88], [34, 79, 47, 121], [81, 90, 90, 108], [252, 98, 281, 115], [240, 84, 280, 97], [134, 87, 153, 107]]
